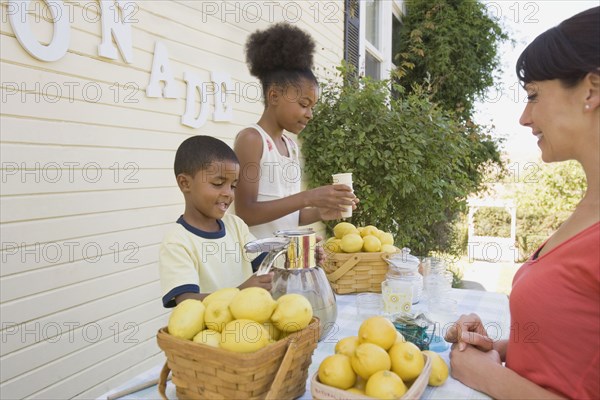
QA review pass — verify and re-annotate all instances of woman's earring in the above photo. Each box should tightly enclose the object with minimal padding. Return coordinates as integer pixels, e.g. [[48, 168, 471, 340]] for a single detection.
[[584, 104, 591, 110]]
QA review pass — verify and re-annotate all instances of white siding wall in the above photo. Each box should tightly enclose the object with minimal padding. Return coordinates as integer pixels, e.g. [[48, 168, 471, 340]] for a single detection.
[[0, 1, 344, 398]]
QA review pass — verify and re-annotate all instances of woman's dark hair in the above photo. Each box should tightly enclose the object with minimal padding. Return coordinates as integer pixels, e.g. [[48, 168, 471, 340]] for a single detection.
[[516, 6, 599, 87], [245, 23, 318, 102], [174, 135, 238, 177]]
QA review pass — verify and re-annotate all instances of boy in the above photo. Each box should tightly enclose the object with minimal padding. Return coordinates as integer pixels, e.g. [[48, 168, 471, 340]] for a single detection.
[[159, 135, 272, 307]]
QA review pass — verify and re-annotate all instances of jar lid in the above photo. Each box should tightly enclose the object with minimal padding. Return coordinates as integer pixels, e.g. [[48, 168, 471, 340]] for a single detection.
[[385, 248, 420, 271]]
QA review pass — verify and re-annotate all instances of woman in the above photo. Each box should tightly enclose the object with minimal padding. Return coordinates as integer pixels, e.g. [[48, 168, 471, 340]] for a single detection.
[[445, 7, 599, 399]]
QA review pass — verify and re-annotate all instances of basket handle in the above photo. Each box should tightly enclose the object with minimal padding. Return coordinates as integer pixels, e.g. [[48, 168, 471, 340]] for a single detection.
[[158, 362, 171, 400], [264, 340, 298, 400], [325, 255, 360, 282]]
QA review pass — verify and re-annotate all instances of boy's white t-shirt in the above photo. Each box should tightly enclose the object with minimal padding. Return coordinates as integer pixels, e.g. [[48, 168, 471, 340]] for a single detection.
[[235, 124, 302, 239], [159, 213, 256, 307]]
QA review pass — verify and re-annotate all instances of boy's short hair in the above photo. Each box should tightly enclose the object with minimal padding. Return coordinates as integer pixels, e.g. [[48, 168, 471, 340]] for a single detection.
[[174, 135, 239, 176]]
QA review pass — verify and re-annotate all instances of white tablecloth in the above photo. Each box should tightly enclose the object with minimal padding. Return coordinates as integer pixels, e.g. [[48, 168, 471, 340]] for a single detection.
[[102, 288, 510, 400]]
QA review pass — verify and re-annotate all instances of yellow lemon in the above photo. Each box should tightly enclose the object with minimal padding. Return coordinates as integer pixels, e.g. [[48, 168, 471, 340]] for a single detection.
[[335, 336, 360, 358], [202, 287, 239, 308], [270, 293, 313, 332], [360, 225, 379, 237], [262, 320, 282, 341], [354, 375, 367, 390], [204, 300, 234, 332], [229, 287, 276, 323], [376, 231, 394, 246], [362, 235, 382, 252], [395, 331, 406, 344], [167, 299, 205, 340], [351, 343, 392, 380], [318, 354, 356, 390], [324, 237, 342, 253], [423, 350, 449, 386], [192, 329, 221, 348], [333, 222, 359, 239], [357, 227, 365, 236], [358, 316, 397, 350], [389, 341, 425, 382], [220, 319, 270, 353], [381, 244, 399, 253], [340, 233, 364, 253], [365, 370, 407, 399]]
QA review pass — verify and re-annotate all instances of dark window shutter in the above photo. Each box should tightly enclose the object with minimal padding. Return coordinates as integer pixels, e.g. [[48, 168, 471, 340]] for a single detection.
[[344, 0, 360, 76]]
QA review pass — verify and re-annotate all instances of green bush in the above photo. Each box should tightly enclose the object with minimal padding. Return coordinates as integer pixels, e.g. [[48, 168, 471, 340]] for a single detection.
[[299, 66, 502, 256]]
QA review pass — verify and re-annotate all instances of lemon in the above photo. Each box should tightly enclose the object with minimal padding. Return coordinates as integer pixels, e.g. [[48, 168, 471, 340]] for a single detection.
[[324, 237, 342, 253], [220, 319, 270, 353], [395, 331, 406, 344], [167, 299, 206, 340], [376, 231, 394, 246], [333, 222, 358, 239], [354, 375, 367, 390], [335, 336, 360, 358], [362, 235, 382, 252], [340, 233, 363, 253], [360, 225, 379, 237], [270, 293, 313, 332], [204, 300, 234, 332], [423, 350, 449, 386], [202, 287, 239, 308], [346, 387, 365, 395], [351, 342, 392, 380], [365, 370, 407, 399], [381, 244, 399, 253], [229, 287, 276, 323], [389, 341, 425, 382], [358, 316, 397, 350], [192, 329, 221, 347], [318, 354, 356, 390], [357, 227, 365, 236], [262, 321, 282, 341]]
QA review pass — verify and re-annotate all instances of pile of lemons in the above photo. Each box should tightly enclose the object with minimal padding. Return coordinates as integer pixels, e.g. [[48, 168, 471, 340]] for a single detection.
[[167, 287, 313, 353], [325, 222, 400, 254], [317, 316, 449, 399]]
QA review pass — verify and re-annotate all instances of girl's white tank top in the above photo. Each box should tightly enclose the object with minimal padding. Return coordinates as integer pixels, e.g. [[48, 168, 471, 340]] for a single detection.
[[235, 124, 302, 239]]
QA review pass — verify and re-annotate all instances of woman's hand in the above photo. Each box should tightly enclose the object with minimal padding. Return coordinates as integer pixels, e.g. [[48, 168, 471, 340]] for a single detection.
[[449, 343, 502, 390], [445, 313, 494, 351]]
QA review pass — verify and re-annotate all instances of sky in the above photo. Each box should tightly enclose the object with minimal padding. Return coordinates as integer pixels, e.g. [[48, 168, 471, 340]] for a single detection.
[[474, 0, 598, 163]]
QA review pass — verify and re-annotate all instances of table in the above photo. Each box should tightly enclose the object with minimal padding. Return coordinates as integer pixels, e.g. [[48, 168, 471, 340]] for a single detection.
[[101, 288, 510, 400]]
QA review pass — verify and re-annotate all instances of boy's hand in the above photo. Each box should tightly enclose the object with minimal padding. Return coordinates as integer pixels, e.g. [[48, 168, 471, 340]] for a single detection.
[[315, 235, 326, 266], [239, 271, 274, 291]]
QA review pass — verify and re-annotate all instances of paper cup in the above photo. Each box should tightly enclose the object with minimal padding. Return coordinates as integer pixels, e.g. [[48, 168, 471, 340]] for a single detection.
[[332, 173, 353, 218]]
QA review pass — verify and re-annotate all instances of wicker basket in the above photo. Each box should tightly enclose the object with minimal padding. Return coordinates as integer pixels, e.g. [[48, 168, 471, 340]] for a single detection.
[[323, 252, 395, 294], [310, 351, 431, 399], [156, 317, 320, 400]]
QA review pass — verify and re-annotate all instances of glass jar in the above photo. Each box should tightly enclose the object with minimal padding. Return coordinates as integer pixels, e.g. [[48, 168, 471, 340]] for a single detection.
[[422, 257, 452, 299], [384, 248, 423, 304]]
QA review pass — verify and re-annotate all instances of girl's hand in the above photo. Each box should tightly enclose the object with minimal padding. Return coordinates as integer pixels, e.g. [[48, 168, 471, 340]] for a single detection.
[[449, 343, 502, 389], [307, 184, 357, 210]]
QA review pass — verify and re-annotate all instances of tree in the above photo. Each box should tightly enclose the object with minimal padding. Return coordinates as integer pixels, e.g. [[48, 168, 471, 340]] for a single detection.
[[395, 0, 509, 121]]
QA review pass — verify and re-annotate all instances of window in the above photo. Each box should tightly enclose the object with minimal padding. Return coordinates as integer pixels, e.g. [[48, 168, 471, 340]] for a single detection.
[[344, 0, 404, 80]]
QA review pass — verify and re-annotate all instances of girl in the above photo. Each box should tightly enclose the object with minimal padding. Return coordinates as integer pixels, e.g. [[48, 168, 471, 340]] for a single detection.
[[234, 23, 357, 239]]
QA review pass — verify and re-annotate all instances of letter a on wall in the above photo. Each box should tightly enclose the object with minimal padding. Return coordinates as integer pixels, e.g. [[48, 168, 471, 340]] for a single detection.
[[146, 41, 179, 98]]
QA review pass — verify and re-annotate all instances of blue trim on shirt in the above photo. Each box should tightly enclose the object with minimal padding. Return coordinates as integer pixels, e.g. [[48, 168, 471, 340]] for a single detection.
[[177, 215, 225, 239], [162, 284, 200, 308], [251, 252, 268, 272]]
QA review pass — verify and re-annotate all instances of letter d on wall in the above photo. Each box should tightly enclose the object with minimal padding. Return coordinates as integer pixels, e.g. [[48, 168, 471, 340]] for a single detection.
[[9, 0, 70, 62]]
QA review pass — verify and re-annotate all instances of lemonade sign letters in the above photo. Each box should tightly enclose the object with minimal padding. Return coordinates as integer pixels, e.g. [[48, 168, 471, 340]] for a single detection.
[[6, 0, 233, 128]]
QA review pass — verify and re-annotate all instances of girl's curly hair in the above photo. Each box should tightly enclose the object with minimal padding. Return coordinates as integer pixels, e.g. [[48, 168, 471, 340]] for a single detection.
[[245, 23, 318, 101]]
